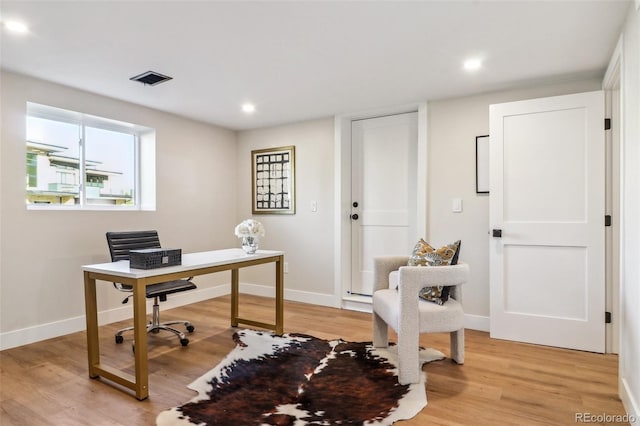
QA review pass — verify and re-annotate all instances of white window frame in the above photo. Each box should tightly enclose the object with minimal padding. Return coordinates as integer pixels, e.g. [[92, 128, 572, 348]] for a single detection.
[[26, 102, 156, 211]]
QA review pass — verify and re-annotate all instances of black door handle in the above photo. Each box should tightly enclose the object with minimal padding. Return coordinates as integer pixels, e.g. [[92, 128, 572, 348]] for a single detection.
[[492, 229, 502, 238], [351, 214, 359, 220]]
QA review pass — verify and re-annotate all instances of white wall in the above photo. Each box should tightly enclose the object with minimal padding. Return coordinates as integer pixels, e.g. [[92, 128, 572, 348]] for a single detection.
[[231, 77, 605, 329], [2, 12, 636, 416], [235, 118, 337, 306], [618, 4, 640, 421], [3, 48, 638, 421], [427, 77, 602, 329], [0, 71, 238, 349]]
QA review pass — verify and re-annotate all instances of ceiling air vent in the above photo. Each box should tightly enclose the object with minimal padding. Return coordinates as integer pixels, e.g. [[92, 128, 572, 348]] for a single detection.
[[129, 71, 173, 86]]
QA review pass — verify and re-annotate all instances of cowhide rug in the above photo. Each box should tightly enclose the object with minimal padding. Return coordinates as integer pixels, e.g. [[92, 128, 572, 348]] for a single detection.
[[156, 329, 444, 426]]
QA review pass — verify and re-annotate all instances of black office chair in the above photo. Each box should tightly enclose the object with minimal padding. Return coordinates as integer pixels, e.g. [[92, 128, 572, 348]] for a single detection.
[[106, 230, 196, 347]]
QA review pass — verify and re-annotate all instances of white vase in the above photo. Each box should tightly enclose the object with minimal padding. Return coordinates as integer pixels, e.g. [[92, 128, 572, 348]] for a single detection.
[[241, 236, 258, 254]]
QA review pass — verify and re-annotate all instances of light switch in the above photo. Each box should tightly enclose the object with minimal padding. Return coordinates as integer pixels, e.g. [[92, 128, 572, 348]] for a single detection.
[[452, 198, 462, 213], [311, 201, 317, 212]]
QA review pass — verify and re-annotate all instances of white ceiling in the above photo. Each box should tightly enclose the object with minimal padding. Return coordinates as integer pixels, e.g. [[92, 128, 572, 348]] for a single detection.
[[0, 1, 631, 130]]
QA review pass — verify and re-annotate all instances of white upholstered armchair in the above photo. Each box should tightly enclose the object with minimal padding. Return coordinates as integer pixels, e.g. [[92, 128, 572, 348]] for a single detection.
[[372, 256, 469, 384]]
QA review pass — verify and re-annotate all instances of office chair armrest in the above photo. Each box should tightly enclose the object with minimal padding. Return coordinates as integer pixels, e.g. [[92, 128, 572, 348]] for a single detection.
[[113, 282, 132, 292]]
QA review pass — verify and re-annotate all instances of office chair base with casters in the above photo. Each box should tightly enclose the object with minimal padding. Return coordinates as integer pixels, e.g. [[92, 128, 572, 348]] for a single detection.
[[114, 294, 195, 347], [106, 231, 197, 348]]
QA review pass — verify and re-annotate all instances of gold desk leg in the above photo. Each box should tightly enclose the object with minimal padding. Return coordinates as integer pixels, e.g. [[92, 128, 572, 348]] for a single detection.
[[275, 255, 284, 335], [84, 272, 100, 378], [132, 279, 149, 400], [231, 269, 239, 327]]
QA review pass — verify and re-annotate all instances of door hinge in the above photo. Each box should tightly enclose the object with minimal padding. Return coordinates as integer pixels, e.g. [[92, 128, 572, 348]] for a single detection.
[[605, 311, 612, 324], [605, 215, 612, 227], [605, 118, 611, 130]]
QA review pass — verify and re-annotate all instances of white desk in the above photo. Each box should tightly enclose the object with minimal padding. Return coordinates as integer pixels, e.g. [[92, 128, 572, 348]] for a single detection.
[[82, 248, 284, 400]]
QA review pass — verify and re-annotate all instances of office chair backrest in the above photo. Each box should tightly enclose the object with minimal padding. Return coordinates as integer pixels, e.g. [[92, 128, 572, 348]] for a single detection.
[[106, 230, 162, 262]]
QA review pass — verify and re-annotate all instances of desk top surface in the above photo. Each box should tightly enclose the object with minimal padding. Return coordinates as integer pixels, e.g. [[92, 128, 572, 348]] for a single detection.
[[82, 248, 284, 278]]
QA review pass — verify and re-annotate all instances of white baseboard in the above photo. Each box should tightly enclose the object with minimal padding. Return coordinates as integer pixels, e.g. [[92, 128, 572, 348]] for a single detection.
[[0, 314, 88, 351], [464, 313, 490, 332], [342, 299, 373, 313], [339, 295, 491, 332], [0, 282, 490, 350], [341, 294, 373, 313], [240, 282, 340, 308], [620, 377, 640, 425], [0, 285, 231, 351], [0, 283, 340, 351]]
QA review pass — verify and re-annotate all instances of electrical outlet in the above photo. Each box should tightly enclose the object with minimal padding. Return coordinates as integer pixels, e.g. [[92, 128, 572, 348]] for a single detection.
[[284, 262, 289, 273]]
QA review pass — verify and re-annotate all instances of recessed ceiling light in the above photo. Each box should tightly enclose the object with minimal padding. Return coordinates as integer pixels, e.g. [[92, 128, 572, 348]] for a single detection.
[[242, 103, 256, 114], [5, 20, 29, 34], [463, 58, 482, 72]]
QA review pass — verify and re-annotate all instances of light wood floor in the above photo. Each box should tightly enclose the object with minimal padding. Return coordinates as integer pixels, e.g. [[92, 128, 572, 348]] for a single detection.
[[0, 295, 628, 425]]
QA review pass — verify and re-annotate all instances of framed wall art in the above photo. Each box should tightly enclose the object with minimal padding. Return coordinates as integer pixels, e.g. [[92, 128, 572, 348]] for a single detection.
[[252, 145, 296, 214], [476, 135, 490, 194]]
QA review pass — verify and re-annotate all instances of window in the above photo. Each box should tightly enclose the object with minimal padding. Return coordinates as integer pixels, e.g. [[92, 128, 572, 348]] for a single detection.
[[26, 103, 155, 210]]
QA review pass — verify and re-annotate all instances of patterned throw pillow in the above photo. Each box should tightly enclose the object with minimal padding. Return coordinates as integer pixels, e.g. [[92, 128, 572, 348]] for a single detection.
[[408, 239, 460, 267], [418, 286, 449, 305], [408, 239, 461, 305]]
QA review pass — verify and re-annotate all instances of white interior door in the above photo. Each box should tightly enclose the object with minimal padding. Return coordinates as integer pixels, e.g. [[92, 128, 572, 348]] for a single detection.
[[489, 91, 605, 353], [350, 112, 418, 296]]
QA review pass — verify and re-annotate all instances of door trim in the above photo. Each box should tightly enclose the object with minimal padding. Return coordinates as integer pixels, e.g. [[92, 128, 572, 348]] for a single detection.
[[334, 103, 428, 307], [602, 34, 621, 355]]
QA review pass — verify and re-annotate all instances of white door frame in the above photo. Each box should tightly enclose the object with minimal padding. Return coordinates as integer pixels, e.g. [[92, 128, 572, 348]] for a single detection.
[[602, 35, 622, 354], [334, 103, 428, 311]]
